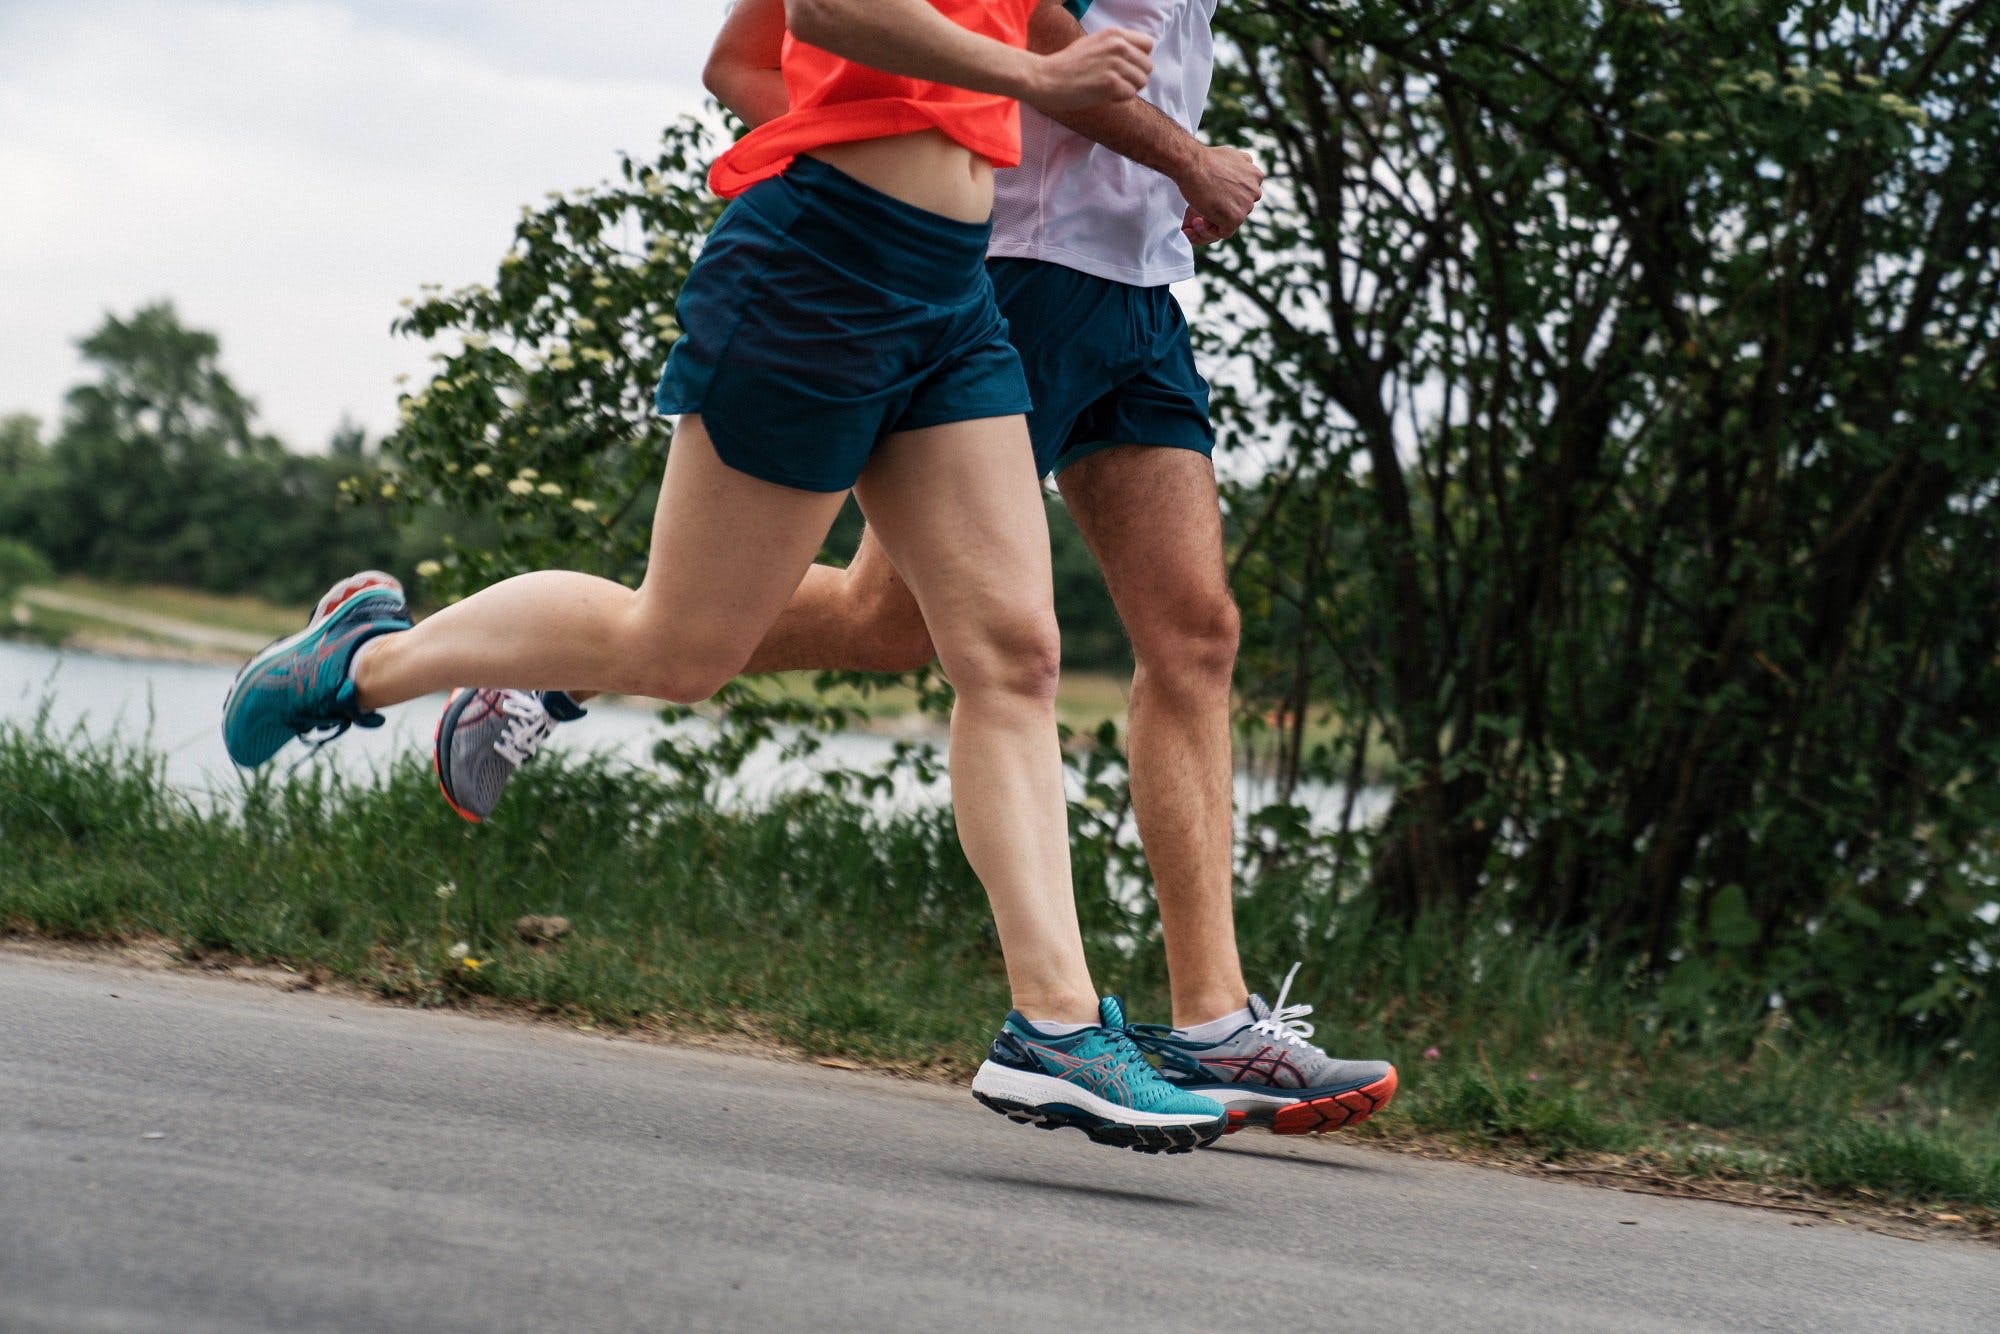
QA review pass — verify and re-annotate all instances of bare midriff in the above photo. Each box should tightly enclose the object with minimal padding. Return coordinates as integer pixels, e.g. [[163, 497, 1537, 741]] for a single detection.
[[807, 129, 997, 224]]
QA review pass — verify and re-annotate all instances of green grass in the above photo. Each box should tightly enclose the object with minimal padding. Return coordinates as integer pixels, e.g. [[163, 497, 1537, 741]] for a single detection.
[[52, 576, 302, 639], [2, 715, 1994, 1217]]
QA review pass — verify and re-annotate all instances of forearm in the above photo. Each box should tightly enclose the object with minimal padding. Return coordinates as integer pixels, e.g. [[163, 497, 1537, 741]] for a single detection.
[[1026, 4, 1200, 178], [786, 0, 1035, 100]]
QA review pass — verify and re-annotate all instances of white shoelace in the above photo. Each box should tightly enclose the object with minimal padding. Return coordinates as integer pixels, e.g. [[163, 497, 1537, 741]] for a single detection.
[[492, 689, 553, 766], [1250, 961, 1319, 1049]]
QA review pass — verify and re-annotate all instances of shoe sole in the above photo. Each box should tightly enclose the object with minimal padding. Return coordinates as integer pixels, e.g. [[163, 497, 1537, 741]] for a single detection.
[[433, 687, 487, 825], [312, 571, 404, 624], [972, 1092, 1225, 1155], [1220, 1067, 1400, 1136], [222, 585, 407, 768]]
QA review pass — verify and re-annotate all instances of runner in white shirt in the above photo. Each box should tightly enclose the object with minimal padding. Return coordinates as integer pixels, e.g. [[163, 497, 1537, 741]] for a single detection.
[[437, 0, 1397, 1135]]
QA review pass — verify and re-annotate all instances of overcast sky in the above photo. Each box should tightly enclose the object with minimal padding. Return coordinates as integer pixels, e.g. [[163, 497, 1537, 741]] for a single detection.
[[1, 0, 733, 449]]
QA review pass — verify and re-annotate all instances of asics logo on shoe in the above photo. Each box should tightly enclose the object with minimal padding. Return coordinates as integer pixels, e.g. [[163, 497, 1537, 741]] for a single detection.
[[1015, 1041, 1137, 1104], [1197, 1045, 1309, 1089]]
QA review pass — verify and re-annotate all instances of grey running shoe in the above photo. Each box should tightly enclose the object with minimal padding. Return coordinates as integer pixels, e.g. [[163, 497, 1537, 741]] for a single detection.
[[1131, 963, 1398, 1135], [433, 688, 585, 823]]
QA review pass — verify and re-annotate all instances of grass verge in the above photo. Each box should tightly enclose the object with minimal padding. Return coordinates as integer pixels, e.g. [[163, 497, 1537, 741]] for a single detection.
[[2, 715, 1994, 1228]]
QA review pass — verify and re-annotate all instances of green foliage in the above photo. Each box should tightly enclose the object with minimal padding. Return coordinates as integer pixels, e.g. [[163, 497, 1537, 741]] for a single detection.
[[1200, 1, 2000, 1034], [0, 305, 406, 604], [0, 537, 54, 606]]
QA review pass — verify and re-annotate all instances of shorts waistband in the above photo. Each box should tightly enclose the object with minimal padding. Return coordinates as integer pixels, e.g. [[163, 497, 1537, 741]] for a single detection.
[[737, 155, 993, 299]]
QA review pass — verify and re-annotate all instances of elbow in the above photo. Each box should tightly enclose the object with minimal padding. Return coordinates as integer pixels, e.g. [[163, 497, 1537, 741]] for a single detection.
[[701, 55, 728, 100]]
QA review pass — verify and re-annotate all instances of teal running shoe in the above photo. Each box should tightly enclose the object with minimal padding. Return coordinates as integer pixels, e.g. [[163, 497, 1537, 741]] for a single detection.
[[970, 996, 1227, 1154], [221, 572, 412, 768]]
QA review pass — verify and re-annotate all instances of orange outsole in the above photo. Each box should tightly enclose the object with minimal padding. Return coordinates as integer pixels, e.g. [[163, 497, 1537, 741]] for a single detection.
[[1270, 1066, 1398, 1135], [433, 688, 485, 825]]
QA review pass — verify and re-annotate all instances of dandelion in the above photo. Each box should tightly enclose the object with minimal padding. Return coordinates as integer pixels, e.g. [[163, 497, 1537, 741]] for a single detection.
[[472, 462, 494, 478], [507, 478, 535, 496], [538, 481, 563, 496], [448, 941, 471, 960], [571, 498, 599, 514], [416, 559, 444, 578], [461, 958, 483, 971]]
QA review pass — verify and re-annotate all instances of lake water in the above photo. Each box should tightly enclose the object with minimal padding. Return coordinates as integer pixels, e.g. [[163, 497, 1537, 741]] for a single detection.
[[0, 640, 1374, 826]]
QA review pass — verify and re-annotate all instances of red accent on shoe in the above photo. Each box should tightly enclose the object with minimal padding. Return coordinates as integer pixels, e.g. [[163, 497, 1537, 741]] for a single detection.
[[315, 572, 400, 623], [1223, 1110, 1249, 1135], [1269, 1067, 1398, 1135], [433, 688, 484, 825]]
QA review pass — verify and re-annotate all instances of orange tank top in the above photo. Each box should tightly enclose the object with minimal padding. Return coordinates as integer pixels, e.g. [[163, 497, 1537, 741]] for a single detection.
[[708, 0, 1039, 199]]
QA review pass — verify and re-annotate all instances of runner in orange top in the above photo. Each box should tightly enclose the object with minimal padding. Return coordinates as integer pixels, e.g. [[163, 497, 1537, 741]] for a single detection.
[[224, 2, 1230, 1152], [710, 0, 1036, 197]]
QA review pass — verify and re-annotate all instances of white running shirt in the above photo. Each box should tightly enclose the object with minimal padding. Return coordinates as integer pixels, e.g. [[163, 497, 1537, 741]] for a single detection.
[[990, 0, 1220, 287]]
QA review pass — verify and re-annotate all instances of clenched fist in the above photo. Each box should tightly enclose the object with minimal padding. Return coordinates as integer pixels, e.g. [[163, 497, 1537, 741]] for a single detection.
[[1024, 28, 1154, 111]]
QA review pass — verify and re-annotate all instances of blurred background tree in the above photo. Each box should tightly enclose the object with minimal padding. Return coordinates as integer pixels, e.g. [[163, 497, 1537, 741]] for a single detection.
[[1204, 0, 1998, 1027]]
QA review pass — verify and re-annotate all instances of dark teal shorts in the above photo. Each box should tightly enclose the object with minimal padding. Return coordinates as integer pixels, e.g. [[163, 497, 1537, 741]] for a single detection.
[[655, 158, 1034, 493], [986, 257, 1215, 478]]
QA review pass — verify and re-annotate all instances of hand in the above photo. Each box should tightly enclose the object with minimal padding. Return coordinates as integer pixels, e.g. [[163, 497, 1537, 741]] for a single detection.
[[1174, 145, 1263, 243], [1182, 207, 1226, 246], [1023, 28, 1154, 111]]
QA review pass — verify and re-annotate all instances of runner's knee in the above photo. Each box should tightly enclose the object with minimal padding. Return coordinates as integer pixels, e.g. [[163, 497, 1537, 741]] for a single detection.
[[939, 607, 1061, 705], [620, 623, 748, 705], [1130, 584, 1239, 691]]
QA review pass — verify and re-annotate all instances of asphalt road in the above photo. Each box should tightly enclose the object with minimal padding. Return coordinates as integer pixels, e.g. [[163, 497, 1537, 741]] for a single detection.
[[1, 952, 1992, 1333]]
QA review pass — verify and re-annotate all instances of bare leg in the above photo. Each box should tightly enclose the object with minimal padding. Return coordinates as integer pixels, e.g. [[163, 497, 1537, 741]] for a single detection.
[[742, 526, 932, 673], [551, 526, 932, 707], [856, 419, 1097, 1024], [1059, 446, 1248, 1027], [351, 416, 847, 710]]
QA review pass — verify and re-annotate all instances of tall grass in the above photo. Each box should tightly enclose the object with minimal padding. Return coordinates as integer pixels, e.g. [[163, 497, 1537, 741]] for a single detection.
[[2, 716, 1994, 1212]]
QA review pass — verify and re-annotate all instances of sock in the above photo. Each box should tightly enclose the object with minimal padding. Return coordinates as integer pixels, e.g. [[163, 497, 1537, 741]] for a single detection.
[[1175, 1005, 1252, 1044], [1019, 1017, 1092, 1037], [345, 633, 389, 685]]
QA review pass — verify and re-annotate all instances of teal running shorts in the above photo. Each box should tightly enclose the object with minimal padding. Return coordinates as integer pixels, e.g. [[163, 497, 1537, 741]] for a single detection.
[[656, 157, 1034, 493], [986, 257, 1216, 478]]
